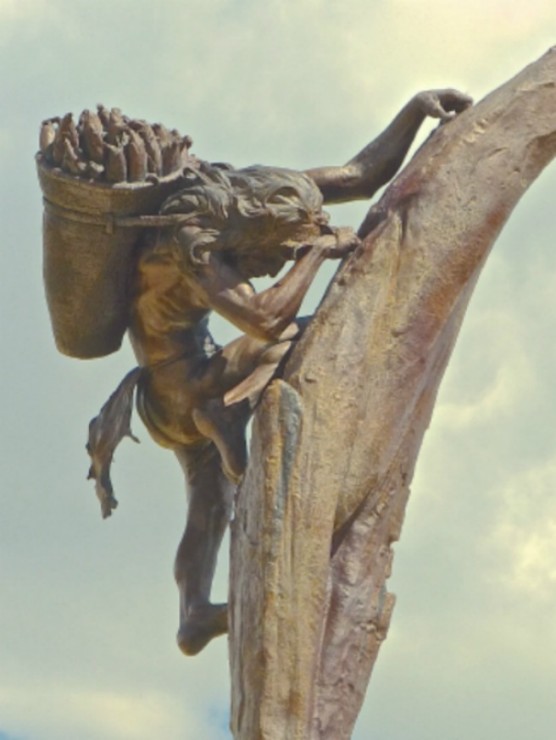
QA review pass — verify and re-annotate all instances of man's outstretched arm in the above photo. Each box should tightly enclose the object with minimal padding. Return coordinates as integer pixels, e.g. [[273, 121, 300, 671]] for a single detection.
[[305, 88, 472, 204]]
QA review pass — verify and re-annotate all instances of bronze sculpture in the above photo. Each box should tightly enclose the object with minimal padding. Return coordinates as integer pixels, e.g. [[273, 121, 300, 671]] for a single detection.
[[38, 88, 472, 656]]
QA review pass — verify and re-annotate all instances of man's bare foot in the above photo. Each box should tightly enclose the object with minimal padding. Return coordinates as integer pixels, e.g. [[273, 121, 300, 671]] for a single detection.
[[177, 602, 228, 656]]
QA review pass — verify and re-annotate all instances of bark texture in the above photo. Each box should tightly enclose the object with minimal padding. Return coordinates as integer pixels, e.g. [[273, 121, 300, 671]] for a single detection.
[[229, 49, 556, 739]]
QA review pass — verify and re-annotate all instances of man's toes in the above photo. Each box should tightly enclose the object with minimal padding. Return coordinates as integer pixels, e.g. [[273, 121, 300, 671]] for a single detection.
[[177, 603, 228, 656]]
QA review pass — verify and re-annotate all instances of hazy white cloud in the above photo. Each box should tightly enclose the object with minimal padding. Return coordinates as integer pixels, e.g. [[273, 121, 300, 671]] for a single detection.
[[0, 0, 45, 19], [0, 0, 58, 40], [487, 458, 556, 602], [0, 684, 213, 740], [434, 308, 536, 429]]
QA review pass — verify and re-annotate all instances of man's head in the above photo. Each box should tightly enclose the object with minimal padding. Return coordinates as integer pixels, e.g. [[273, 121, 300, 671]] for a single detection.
[[161, 162, 330, 278]]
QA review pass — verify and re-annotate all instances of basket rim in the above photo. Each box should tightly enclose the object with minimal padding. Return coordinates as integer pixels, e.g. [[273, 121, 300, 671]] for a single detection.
[[35, 152, 191, 192]]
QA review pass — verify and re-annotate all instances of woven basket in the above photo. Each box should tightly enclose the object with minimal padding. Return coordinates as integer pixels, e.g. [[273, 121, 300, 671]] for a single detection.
[[37, 155, 186, 358]]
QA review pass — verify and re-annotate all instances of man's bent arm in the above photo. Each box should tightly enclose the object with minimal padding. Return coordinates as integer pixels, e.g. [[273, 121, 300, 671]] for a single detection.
[[181, 228, 358, 341]]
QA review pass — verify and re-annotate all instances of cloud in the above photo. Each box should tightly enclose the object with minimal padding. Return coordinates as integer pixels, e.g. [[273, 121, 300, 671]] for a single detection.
[[434, 308, 535, 430], [0, 0, 44, 20], [0, 0, 55, 41], [486, 458, 556, 603], [0, 684, 219, 740]]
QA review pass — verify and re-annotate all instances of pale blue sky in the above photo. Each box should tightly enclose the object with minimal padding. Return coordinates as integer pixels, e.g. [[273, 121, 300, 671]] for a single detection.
[[1, 1, 556, 738]]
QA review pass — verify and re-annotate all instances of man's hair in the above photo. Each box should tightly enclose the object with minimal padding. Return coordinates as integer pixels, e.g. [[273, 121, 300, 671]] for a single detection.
[[160, 162, 329, 277]]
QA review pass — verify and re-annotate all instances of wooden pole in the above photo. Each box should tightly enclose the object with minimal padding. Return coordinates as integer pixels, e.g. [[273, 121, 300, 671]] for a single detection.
[[229, 49, 556, 739]]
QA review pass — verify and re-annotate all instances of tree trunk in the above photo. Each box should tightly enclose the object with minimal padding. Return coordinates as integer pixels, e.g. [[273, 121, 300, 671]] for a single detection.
[[229, 48, 556, 739]]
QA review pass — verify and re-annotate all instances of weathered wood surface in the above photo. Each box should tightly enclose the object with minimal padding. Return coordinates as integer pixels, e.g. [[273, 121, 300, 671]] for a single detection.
[[229, 49, 556, 739]]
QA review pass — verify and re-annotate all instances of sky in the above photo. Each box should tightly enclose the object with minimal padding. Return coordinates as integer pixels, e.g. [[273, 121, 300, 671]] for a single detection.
[[1, 1, 556, 738]]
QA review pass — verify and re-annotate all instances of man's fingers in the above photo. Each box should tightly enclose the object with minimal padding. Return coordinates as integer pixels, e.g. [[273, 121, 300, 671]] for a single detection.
[[328, 228, 361, 257], [431, 101, 453, 121], [418, 89, 473, 121], [443, 90, 473, 112]]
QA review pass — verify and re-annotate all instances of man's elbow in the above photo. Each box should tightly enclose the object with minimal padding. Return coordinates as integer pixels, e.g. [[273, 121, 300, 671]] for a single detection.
[[249, 313, 294, 342]]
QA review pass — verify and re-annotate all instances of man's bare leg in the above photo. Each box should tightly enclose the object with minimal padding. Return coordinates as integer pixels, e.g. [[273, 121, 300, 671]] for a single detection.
[[192, 399, 250, 483], [191, 319, 308, 482], [174, 443, 234, 656]]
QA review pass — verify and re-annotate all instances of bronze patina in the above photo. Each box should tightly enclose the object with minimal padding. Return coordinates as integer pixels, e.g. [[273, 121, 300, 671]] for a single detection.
[[38, 90, 472, 655]]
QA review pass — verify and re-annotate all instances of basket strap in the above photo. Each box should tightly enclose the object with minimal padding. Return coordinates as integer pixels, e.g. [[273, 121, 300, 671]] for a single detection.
[[115, 214, 187, 229], [43, 197, 185, 234]]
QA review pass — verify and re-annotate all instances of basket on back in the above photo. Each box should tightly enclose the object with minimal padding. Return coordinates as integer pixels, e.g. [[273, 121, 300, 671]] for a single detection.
[[37, 107, 194, 359]]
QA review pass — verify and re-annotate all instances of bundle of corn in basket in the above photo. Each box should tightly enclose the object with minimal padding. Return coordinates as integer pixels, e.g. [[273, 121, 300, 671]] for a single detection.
[[37, 106, 196, 358]]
